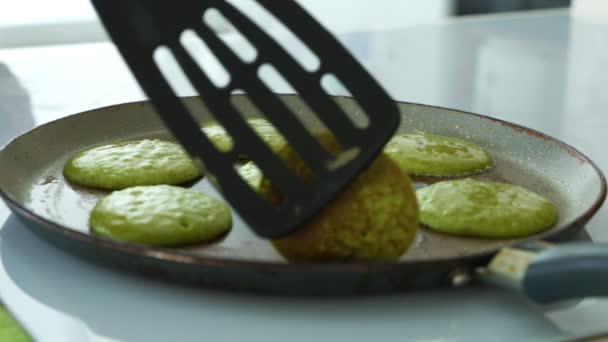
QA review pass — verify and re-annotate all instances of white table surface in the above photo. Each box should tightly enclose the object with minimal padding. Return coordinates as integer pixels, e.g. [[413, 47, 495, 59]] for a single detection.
[[0, 9, 607, 342]]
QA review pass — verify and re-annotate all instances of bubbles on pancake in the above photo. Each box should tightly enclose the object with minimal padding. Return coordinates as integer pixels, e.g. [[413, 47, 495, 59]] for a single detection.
[[63, 139, 201, 190], [385, 131, 494, 177]]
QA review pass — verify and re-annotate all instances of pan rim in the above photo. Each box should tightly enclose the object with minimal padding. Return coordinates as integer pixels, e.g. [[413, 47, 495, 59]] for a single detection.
[[0, 94, 606, 273]]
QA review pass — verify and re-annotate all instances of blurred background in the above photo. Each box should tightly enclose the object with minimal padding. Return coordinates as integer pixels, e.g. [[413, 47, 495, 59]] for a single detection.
[[1, 0, 604, 138], [0, 0, 572, 49]]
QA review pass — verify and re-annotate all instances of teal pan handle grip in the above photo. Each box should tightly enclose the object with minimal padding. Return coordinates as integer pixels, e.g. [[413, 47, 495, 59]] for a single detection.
[[523, 243, 608, 303]]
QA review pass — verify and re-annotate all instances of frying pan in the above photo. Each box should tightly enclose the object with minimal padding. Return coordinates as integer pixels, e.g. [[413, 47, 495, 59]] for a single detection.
[[0, 95, 605, 298]]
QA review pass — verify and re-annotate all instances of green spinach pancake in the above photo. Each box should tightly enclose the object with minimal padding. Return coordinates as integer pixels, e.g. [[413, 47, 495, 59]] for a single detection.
[[385, 131, 493, 176], [239, 131, 419, 261], [202, 118, 286, 155], [64, 139, 201, 190], [417, 179, 557, 238], [0, 306, 31, 342], [90, 185, 231, 246]]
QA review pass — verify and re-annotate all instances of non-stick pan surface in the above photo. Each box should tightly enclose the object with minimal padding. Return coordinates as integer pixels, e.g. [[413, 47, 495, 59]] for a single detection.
[[0, 95, 605, 295]]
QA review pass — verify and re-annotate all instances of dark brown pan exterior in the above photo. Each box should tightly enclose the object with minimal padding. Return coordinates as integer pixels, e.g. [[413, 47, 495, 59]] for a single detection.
[[0, 95, 605, 295]]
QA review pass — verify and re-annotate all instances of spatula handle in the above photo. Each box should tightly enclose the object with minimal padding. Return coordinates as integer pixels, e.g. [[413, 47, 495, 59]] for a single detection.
[[523, 242, 608, 303]]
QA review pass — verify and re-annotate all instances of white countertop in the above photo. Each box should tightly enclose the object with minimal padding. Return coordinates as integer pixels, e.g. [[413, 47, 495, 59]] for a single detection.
[[0, 9, 607, 342]]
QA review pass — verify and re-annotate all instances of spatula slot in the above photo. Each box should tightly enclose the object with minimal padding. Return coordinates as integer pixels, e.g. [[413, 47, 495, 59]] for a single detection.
[[153, 46, 197, 97], [227, 92, 287, 158], [256, 64, 337, 148], [203, 8, 258, 64], [256, 64, 364, 153], [235, 161, 283, 207], [228, 91, 325, 184], [256, 62, 294, 93], [228, 87, 338, 179], [223, 0, 321, 72], [179, 29, 231, 88], [321, 73, 370, 129], [154, 44, 237, 154]]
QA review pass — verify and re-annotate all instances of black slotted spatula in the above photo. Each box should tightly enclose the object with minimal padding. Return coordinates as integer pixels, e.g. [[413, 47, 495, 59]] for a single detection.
[[92, 0, 400, 238]]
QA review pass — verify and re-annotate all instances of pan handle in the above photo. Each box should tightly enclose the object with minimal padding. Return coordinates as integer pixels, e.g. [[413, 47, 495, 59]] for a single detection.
[[522, 243, 608, 303]]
